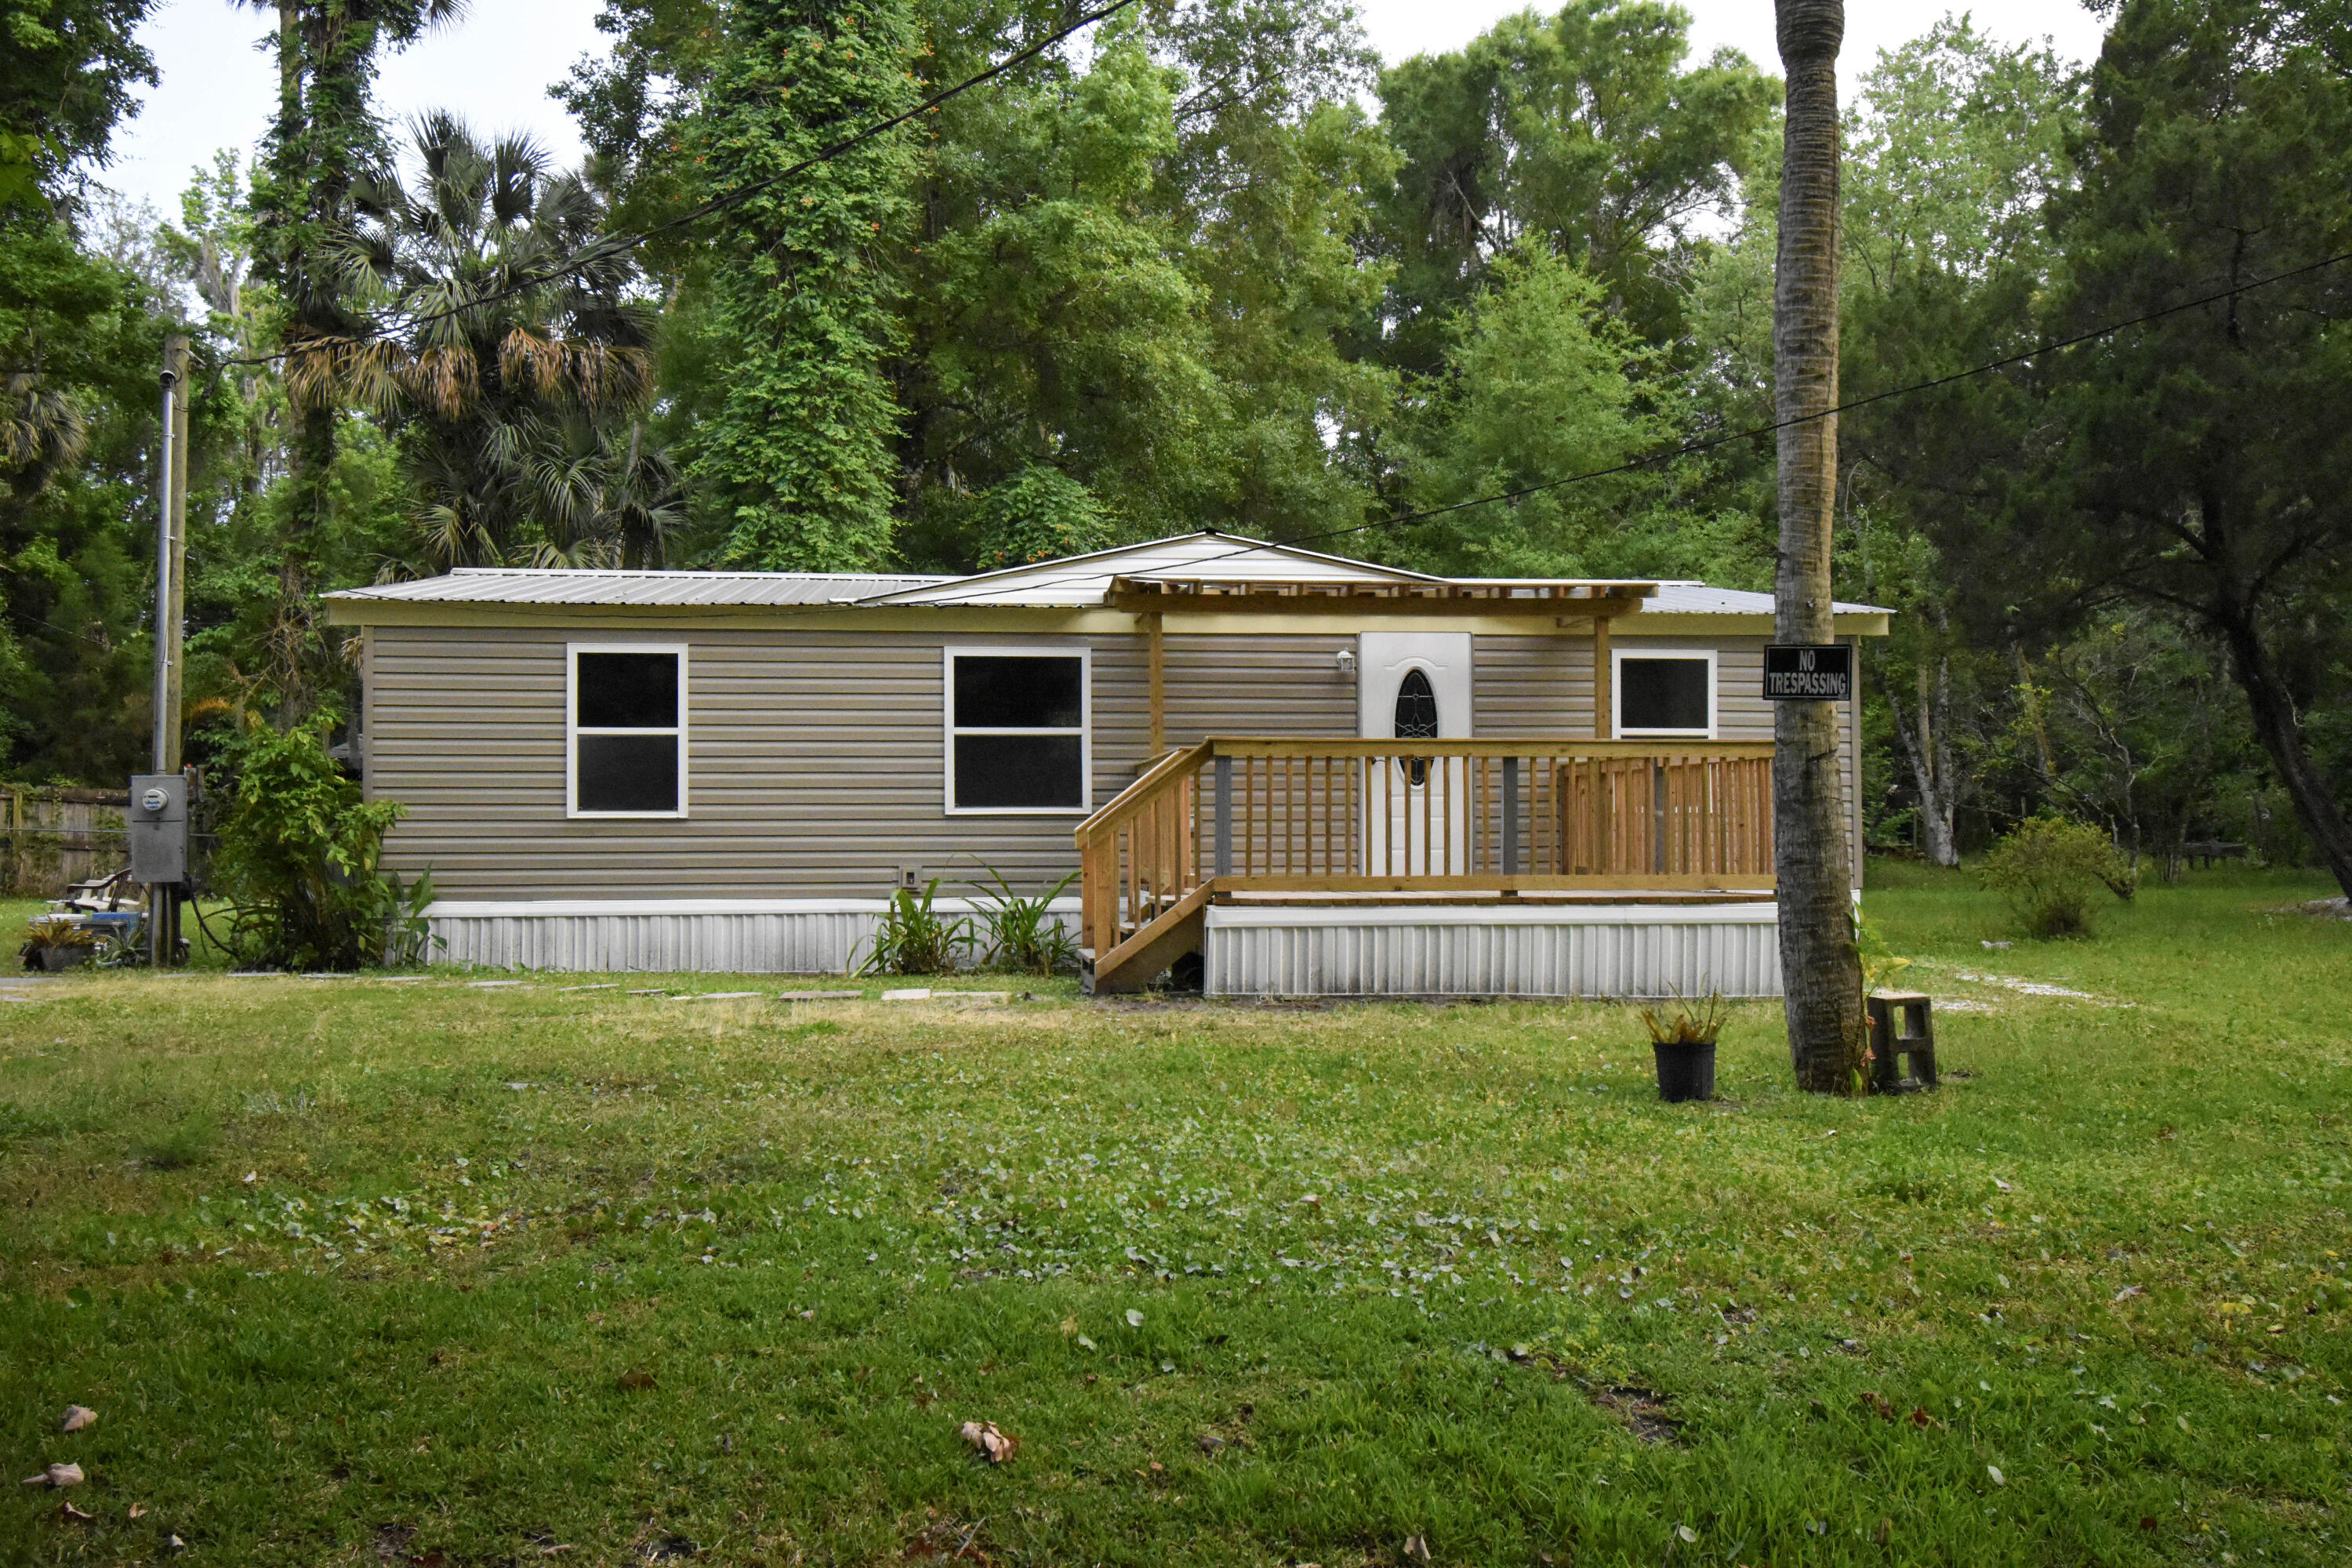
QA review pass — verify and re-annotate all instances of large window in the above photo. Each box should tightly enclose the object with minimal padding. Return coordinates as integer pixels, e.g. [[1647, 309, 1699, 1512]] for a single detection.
[[568, 644, 687, 817], [1613, 648, 1715, 739], [945, 648, 1089, 812]]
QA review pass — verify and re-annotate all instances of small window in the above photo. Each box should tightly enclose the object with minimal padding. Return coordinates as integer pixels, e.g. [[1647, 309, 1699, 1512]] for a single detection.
[[946, 648, 1089, 812], [1395, 667, 1438, 785], [1615, 649, 1715, 738], [1393, 668, 1439, 740], [569, 644, 686, 817]]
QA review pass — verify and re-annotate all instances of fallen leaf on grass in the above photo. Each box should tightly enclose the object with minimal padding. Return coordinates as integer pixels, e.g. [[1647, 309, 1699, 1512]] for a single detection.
[[1908, 1406, 1944, 1430], [2114, 1285, 2145, 1301], [1992, 1178, 2013, 1192], [129, 1504, 146, 1519], [1403, 1534, 1432, 1563], [1124, 1309, 1144, 1327], [959, 1420, 1019, 1464], [1860, 1390, 1896, 1421], [57, 1500, 94, 1523], [60, 1405, 96, 1433], [1987, 1465, 2005, 1486], [21, 1463, 83, 1487], [617, 1369, 657, 1392]]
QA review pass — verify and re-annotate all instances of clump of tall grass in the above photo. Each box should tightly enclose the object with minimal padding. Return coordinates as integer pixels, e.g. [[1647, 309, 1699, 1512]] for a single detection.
[[969, 863, 1078, 975], [855, 880, 972, 976]]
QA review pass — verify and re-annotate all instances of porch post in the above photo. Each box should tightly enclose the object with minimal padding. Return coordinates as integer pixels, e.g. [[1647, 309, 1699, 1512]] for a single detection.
[[1214, 753, 1233, 877], [1592, 615, 1613, 739], [1144, 611, 1165, 755], [1501, 756, 1520, 874]]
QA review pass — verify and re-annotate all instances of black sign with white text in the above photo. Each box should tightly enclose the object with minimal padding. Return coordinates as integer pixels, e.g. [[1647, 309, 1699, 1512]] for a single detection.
[[1762, 643, 1853, 701]]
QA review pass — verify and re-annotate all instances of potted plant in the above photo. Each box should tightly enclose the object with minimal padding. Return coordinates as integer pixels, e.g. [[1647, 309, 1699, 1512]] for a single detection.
[[20, 915, 104, 972], [1639, 990, 1728, 1103]]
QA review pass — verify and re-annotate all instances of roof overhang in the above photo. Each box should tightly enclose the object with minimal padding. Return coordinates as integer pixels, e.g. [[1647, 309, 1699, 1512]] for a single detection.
[[1105, 575, 1656, 618]]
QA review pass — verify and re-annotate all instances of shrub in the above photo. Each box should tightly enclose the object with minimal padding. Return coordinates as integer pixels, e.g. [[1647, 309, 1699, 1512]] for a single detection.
[[209, 720, 434, 971], [1981, 816, 2136, 938], [970, 862, 1079, 975], [856, 880, 972, 976]]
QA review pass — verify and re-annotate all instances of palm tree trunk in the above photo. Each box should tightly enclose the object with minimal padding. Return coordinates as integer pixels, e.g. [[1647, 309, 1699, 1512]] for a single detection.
[[1773, 0, 1869, 1092]]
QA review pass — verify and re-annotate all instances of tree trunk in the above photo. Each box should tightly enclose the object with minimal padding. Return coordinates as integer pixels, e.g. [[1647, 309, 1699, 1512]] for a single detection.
[[1887, 654, 1961, 868], [2213, 606, 2352, 897], [1773, 0, 1868, 1093]]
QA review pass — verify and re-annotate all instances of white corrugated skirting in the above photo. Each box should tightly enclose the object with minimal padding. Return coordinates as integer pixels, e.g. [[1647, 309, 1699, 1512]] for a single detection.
[[423, 898, 1078, 974], [1202, 902, 1781, 999]]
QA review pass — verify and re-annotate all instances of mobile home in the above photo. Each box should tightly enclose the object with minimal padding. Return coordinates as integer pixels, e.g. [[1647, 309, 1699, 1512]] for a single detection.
[[325, 533, 1888, 996]]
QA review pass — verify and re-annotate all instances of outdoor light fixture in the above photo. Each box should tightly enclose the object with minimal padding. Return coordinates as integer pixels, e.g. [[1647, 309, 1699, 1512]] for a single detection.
[[1335, 648, 1357, 678]]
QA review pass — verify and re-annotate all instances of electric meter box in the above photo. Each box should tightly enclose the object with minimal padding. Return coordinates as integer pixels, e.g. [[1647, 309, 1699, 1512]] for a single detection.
[[127, 772, 188, 884]]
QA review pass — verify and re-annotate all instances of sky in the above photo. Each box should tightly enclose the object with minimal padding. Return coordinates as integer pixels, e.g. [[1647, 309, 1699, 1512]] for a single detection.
[[103, 1, 2114, 218]]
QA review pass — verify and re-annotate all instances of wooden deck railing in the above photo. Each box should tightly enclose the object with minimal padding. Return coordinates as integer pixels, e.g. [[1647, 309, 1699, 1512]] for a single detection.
[[1074, 739, 1776, 977]]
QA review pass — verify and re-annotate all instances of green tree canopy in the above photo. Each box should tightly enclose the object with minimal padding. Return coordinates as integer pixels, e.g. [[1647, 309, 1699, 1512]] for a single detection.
[[688, 0, 919, 571]]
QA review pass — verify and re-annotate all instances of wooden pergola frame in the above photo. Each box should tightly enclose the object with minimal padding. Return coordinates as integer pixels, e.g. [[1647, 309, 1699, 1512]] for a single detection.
[[1109, 575, 1660, 752]]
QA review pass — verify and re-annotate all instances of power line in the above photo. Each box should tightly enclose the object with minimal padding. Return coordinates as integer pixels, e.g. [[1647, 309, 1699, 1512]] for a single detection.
[[223, 0, 1142, 368], [1356, 246, 2352, 535], [895, 245, 2352, 605]]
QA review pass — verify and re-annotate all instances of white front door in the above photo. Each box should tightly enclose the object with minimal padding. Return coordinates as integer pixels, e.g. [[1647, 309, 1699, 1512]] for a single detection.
[[1359, 633, 1472, 876]]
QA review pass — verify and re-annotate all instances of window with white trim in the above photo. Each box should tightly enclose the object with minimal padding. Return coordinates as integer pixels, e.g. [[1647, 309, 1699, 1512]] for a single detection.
[[945, 648, 1089, 812], [1614, 648, 1716, 738], [568, 644, 687, 817]]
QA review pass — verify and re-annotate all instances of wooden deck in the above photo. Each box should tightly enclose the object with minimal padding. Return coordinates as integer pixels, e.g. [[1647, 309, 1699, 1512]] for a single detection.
[[1074, 739, 1776, 993]]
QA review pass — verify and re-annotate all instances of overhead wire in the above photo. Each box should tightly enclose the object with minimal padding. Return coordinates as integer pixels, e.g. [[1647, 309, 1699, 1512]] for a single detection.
[[201, 0, 2352, 583], [220, 0, 1144, 368], [889, 244, 2352, 606]]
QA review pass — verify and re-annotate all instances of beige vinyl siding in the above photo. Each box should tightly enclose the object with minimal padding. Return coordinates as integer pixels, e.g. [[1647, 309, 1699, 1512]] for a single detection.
[[369, 622, 1863, 898], [367, 626, 1351, 900], [1472, 635, 1597, 736]]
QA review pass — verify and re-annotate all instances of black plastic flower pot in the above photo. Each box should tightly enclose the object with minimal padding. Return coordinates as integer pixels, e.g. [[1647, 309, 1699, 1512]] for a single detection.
[[1653, 1041, 1717, 1103]]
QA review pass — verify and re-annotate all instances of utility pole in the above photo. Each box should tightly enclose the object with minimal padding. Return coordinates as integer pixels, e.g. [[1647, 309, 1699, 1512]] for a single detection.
[[144, 336, 191, 967]]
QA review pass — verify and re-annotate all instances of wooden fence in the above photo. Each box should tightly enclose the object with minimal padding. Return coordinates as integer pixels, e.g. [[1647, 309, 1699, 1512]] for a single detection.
[[1, 788, 131, 897]]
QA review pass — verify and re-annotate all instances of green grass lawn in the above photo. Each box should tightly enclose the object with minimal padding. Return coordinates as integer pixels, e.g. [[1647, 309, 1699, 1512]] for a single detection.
[[2, 866, 2347, 1566]]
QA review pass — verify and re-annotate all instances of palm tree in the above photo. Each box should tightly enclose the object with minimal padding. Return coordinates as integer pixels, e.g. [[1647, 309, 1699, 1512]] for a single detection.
[[1773, 1, 1869, 1092], [311, 112, 670, 570], [241, 0, 469, 715]]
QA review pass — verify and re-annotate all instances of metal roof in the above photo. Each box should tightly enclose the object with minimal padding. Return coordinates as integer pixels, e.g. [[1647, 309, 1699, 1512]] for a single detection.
[[319, 539, 1891, 618], [854, 533, 1446, 608], [325, 567, 951, 608], [1639, 582, 1891, 616]]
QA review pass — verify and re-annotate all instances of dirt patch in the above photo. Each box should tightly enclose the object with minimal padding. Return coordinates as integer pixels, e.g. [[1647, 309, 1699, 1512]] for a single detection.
[[2288, 898, 2350, 920], [1591, 1385, 1680, 1445], [903, 1515, 1000, 1564]]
